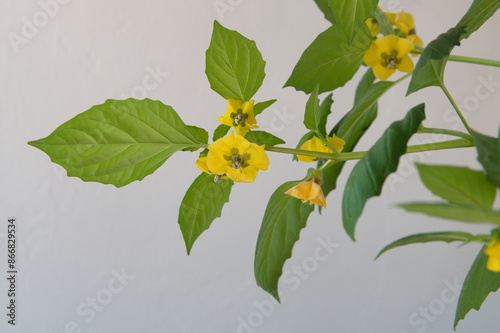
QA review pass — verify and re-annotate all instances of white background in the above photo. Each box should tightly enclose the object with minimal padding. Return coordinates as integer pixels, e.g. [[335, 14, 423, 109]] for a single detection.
[[1, 0, 500, 332]]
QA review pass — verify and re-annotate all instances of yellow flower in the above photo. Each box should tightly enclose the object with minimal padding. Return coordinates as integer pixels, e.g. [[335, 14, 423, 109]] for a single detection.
[[384, 12, 397, 26], [217, 99, 258, 136], [393, 10, 424, 50], [285, 179, 327, 208], [364, 35, 415, 80], [297, 135, 345, 162], [365, 18, 381, 36], [206, 131, 269, 183], [393, 10, 415, 35], [484, 241, 500, 272]]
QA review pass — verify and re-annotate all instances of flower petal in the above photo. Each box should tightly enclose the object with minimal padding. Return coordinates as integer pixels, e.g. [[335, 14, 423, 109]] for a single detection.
[[327, 134, 346, 153], [396, 37, 415, 56], [397, 55, 415, 73], [372, 64, 394, 81]]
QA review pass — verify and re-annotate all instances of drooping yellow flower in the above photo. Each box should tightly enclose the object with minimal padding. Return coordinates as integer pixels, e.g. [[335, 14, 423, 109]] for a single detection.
[[297, 135, 345, 162], [285, 179, 327, 208], [206, 131, 269, 183], [217, 99, 258, 136], [364, 35, 415, 80], [484, 241, 500, 272]]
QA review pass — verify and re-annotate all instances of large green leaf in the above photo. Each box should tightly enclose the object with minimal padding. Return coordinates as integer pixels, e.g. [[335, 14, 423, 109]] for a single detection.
[[179, 173, 233, 254], [29, 99, 207, 187], [400, 203, 500, 225], [416, 164, 497, 208], [313, 0, 336, 24], [327, 0, 378, 44], [205, 21, 266, 100], [457, 0, 500, 40], [245, 131, 285, 146], [376, 231, 477, 259], [342, 104, 426, 240], [455, 247, 500, 328], [472, 129, 500, 188], [254, 180, 315, 301], [407, 27, 465, 95], [183, 125, 209, 151], [284, 24, 372, 94]]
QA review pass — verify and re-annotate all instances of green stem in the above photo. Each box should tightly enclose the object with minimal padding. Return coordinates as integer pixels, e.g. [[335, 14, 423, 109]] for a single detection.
[[411, 50, 500, 67], [439, 83, 474, 136], [417, 127, 473, 141], [265, 138, 474, 162]]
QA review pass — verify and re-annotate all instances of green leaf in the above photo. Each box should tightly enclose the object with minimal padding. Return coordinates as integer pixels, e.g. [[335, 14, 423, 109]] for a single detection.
[[212, 124, 231, 141], [313, 0, 336, 24], [292, 131, 316, 162], [407, 27, 466, 95], [205, 21, 266, 100], [376, 231, 477, 259], [253, 99, 277, 117], [284, 24, 372, 94], [245, 131, 285, 146], [457, 0, 500, 40], [303, 85, 321, 132], [255, 180, 315, 301], [416, 164, 497, 208], [400, 203, 500, 226], [28, 99, 207, 187], [455, 247, 500, 328], [182, 126, 209, 152], [342, 104, 426, 240], [327, 0, 378, 44], [318, 93, 334, 137], [472, 129, 500, 188], [178, 173, 233, 254]]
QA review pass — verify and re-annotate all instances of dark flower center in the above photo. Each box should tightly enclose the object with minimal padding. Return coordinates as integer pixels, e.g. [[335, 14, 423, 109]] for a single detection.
[[231, 155, 243, 169], [382, 50, 400, 69], [231, 108, 249, 127]]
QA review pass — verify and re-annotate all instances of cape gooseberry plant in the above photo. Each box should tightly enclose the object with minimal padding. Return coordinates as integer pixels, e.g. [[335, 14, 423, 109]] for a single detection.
[[29, 0, 500, 328]]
